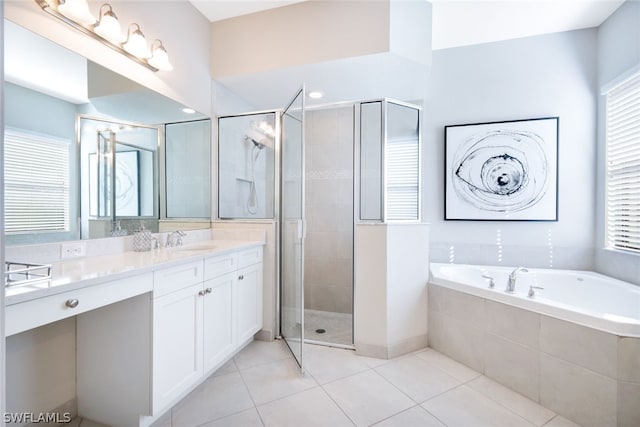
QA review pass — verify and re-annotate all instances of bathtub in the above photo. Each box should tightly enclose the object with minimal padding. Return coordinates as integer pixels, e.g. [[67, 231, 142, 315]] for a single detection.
[[428, 263, 640, 427], [429, 263, 640, 337]]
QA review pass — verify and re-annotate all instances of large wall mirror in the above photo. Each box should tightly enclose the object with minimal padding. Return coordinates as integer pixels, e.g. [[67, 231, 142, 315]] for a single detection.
[[3, 19, 212, 245]]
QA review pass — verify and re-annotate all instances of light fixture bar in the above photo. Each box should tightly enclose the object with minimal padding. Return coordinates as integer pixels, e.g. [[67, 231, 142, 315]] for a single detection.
[[35, 0, 159, 72]]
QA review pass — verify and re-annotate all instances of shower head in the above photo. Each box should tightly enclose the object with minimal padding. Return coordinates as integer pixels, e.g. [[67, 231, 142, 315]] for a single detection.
[[245, 128, 273, 150]]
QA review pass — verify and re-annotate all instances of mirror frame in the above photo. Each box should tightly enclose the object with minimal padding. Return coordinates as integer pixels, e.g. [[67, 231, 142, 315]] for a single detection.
[[77, 114, 161, 239]]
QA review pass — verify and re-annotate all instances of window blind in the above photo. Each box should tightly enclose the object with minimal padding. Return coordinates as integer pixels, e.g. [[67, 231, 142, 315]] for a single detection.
[[4, 128, 71, 234], [386, 136, 419, 220], [605, 71, 640, 253]]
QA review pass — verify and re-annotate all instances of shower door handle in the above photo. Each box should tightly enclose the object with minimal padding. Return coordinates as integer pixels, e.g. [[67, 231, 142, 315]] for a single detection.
[[297, 219, 306, 240]]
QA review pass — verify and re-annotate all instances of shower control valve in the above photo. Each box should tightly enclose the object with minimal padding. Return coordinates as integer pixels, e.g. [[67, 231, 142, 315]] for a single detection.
[[481, 274, 495, 289], [528, 285, 544, 298]]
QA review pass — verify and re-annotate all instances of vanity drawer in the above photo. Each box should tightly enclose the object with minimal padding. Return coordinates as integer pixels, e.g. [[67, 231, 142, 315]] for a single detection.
[[238, 247, 263, 269], [154, 261, 203, 298], [5, 273, 153, 336], [204, 253, 237, 281]]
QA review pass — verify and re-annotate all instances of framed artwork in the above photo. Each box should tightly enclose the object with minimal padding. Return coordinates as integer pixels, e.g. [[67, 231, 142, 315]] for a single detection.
[[89, 150, 140, 217], [445, 117, 559, 221]]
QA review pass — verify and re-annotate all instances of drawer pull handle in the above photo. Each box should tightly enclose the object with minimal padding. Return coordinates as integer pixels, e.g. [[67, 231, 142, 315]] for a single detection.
[[198, 290, 206, 297], [205, 287, 212, 294], [238, 275, 244, 280], [65, 299, 79, 308]]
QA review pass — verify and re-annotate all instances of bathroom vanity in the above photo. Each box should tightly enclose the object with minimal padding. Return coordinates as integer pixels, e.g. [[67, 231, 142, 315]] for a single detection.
[[5, 241, 264, 427]]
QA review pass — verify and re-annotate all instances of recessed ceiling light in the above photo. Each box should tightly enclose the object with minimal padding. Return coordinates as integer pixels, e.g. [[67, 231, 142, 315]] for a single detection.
[[182, 107, 196, 114], [308, 91, 323, 99]]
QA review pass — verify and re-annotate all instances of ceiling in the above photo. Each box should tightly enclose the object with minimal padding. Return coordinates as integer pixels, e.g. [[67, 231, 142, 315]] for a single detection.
[[191, 0, 625, 110], [190, 0, 624, 50]]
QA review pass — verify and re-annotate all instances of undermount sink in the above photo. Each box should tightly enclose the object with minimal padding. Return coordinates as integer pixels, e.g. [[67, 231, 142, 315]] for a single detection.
[[175, 243, 217, 252]]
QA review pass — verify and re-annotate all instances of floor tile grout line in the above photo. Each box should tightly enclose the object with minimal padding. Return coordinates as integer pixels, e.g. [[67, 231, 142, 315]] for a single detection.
[[318, 375, 363, 427], [234, 371, 267, 427], [420, 405, 451, 427], [414, 349, 484, 384], [370, 355, 468, 408], [315, 358, 380, 387], [424, 381, 542, 427], [177, 368, 259, 427], [366, 404, 448, 427], [234, 351, 294, 373], [241, 359, 321, 408], [465, 376, 557, 426]]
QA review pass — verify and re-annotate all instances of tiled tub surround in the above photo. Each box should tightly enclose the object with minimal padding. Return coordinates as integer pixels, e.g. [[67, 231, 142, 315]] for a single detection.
[[428, 263, 640, 427]]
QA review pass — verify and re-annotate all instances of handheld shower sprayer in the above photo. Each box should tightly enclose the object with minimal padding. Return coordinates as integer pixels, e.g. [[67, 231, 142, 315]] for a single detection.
[[244, 121, 274, 215]]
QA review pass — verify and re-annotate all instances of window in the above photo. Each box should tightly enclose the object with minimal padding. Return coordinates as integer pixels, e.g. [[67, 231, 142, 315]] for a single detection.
[[605, 70, 640, 253], [4, 128, 71, 234], [386, 136, 419, 220]]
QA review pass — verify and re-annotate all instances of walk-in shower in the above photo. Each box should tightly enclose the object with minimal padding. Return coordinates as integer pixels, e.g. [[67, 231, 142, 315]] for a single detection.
[[303, 105, 355, 346], [217, 98, 421, 357]]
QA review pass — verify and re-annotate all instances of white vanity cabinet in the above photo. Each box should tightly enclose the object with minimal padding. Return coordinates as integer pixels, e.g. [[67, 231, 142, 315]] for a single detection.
[[236, 262, 263, 343], [203, 271, 235, 372], [152, 261, 205, 412], [202, 246, 263, 373], [76, 245, 264, 427]]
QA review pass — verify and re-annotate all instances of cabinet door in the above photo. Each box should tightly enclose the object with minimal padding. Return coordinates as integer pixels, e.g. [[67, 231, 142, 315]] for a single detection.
[[152, 283, 203, 413], [203, 273, 235, 373], [236, 263, 263, 344]]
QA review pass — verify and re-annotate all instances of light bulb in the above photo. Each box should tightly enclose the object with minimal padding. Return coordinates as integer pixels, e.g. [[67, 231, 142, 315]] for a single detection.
[[94, 4, 126, 44], [148, 40, 173, 71], [123, 23, 151, 59], [58, 0, 96, 25]]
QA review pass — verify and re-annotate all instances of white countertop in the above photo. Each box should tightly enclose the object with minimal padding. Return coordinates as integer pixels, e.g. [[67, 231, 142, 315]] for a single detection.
[[5, 239, 264, 306]]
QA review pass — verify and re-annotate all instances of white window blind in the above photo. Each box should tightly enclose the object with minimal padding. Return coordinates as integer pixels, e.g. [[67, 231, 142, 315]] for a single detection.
[[386, 137, 419, 220], [605, 71, 640, 253], [4, 128, 71, 234]]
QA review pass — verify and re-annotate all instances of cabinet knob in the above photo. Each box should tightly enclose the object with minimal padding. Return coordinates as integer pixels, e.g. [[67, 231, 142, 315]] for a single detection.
[[238, 275, 244, 280], [205, 287, 212, 294], [65, 299, 79, 308], [198, 290, 206, 297]]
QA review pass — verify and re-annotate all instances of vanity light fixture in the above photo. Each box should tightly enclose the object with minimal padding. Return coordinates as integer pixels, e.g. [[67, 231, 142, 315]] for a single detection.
[[123, 23, 151, 59], [35, 0, 172, 72], [57, 0, 96, 26], [93, 4, 126, 44], [148, 40, 173, 71]]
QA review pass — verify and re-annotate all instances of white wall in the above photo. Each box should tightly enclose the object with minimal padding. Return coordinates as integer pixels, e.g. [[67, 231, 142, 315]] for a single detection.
[[211, 1, 391, 78], [595, 0, 640, 285], [424, 29, 598, 270]]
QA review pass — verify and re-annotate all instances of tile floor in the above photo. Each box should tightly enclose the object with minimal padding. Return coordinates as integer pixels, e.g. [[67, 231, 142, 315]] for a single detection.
[[148, 339, 582, 427], [304, 309, 353, 346]]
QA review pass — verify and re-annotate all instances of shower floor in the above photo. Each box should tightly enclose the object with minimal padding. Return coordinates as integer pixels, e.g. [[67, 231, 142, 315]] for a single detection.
[[304, 309, 353, 346]]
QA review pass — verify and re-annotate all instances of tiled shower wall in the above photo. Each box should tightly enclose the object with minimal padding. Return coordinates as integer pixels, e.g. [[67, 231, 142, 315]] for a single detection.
[[304, 107, 354, 314]]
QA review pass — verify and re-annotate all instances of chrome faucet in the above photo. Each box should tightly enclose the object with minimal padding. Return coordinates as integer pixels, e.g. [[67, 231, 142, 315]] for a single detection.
[[506, 267, 528, 293], [166, 230, 186, 248]]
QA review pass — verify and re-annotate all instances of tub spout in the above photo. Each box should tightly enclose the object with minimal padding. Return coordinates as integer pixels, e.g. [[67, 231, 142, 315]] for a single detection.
[[506, 267, 528, 293]]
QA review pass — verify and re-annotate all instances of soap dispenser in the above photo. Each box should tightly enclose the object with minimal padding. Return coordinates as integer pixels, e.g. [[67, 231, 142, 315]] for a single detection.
[[133, 221, 153, 252]]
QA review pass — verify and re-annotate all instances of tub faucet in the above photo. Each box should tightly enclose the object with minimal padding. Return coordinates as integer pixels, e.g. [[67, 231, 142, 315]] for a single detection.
[[166, 230, 186, 248], [506, 267, 528, 293]]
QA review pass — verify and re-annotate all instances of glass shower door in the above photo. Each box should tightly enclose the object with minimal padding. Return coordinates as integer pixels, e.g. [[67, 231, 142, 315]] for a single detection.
[[280, 87, 305, 370]]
